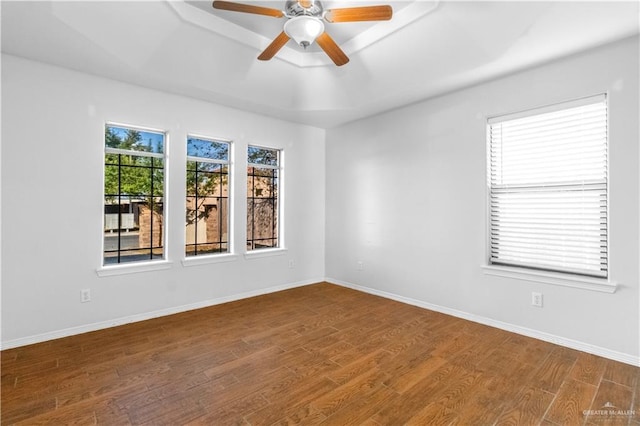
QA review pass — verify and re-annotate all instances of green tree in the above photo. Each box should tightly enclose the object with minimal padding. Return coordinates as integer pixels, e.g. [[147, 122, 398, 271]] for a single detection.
[[185, 138, 229, 226], [104, 127, 164, 210]]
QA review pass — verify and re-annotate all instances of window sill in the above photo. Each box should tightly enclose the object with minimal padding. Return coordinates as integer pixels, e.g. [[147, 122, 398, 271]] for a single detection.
[[182, 254, 239, 267], [481, 265, 617, 293], [96, 260, 173, 277], [244, 248, 287, 260]]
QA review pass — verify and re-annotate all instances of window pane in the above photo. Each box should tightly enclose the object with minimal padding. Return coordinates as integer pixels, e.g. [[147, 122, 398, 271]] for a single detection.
[[104, 125, 165, 265], [185, 137, 230, 257], [187, 137, 229, 161], [247, 198, 278, 250], [152, 167, 164, 197], [105, 153, 119, 165], [106, 126, 164, 154], [248, 146, 278, 166], [491, 102, 607, 186], [247, 146, 280, 251]]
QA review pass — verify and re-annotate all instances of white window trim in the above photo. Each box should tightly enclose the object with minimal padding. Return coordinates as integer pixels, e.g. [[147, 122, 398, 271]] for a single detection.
[[481, 264, 617, 293], [486, 94, 609, 281], [244, 248, 288, 260], [182, 253, 239, 267], [246, 145, 284, 253], [101, 122, 169, 271], [184, 135, 234, 259], [486, 94, 607, 124], [106, 147, 164, 159], [97, 260, 173, 277]]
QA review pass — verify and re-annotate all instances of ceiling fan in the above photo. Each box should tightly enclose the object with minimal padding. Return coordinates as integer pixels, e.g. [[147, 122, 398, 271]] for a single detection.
[[212, 0, 393, 66]]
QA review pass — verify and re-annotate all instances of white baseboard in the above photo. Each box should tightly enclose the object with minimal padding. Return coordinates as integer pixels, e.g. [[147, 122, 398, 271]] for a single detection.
[[1, 278, 322, 350], [327, 277, 640, 367]]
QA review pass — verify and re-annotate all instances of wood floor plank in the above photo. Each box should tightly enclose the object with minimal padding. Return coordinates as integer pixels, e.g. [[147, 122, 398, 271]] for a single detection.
[[371, 362, 471, 424], [94, 399, 132, 425], [285, 356, 341, 380], [498, 334, 555, 367], [192, 389, 269, 425], [428, 366, 485, 413], [247, 377, 338, 425], [586, 379, 635, 425], [202, 345, 285, 380], [0, 395, 58, 425], [382, 329, 433, 357], [127, 391, 206, 425], [383, 354, 448, 394], [311, 367, 390, 419], [571, 351, 607, 386], [325, 348, 392, 385], [209, 365, 296, 410], [405, 402, 458, 425], [494, 386, 555, 425], [318, 382, 397, 425], [603, 360, 639, 388], [633, 373, 640, 425], [476, 347, 538, 396], [531, 350, 577, 394], [13, 386, 137, 426], [2, 282, 639, 426], [544, 378, 598, 425], [448, 377, 507, 425]]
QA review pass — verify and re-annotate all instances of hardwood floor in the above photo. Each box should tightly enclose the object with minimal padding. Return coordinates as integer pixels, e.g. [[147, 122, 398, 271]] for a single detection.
[[2, 282, 639, 425]]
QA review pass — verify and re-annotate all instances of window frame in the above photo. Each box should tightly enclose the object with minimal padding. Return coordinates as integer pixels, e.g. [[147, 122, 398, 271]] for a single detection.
[[98, 122, 171, 276], [484, 94, 616, 292], [184, 135, 233, 260], [246, 144, 284, 255]]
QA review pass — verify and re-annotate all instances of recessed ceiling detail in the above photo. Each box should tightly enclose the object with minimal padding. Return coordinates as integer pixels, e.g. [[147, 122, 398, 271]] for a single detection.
[[2, 1, 637, 128], [169, 0, 439, 67]]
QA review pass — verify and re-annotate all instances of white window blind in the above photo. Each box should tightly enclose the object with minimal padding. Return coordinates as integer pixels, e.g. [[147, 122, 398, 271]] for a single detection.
[[488, 95, 608, 278]]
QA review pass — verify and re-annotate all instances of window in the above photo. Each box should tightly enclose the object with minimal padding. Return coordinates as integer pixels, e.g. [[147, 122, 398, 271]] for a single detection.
[[247, 146, 280, 251], [186, 137, 230, 256], [104, 125, 165, 265], [487, 95, 608, 278]]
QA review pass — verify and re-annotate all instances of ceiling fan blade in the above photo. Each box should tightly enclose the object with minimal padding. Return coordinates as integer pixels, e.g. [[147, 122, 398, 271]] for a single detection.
[[324, 5, 392, 23], [258, 31, 290, 61], [298, 0, 313, 7], [212, 1, 284, 18], [315, 32, 349, 66]]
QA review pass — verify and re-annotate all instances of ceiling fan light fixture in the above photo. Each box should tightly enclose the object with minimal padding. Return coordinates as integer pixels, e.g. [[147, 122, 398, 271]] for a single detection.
[[284, 16, 324, 48]]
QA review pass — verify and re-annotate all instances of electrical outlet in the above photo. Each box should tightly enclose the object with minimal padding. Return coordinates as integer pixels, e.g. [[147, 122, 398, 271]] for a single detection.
[[81, 289, 91, 303], [357, 261, 364, 271], [288, 259, 295, 269], [531, 292, 543, 307]]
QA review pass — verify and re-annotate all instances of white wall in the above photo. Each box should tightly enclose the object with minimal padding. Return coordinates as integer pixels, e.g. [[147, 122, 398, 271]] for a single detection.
[[2, 36, 639, 364], [1, 54, 326, 346], [325, 36, 640, 363]]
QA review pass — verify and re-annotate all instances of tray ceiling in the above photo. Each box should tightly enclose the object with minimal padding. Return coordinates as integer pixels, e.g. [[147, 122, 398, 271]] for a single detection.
[[2, 1, 638, 128]]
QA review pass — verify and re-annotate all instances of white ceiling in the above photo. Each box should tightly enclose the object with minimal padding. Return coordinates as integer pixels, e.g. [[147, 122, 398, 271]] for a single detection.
[[2, 1, 638, 129]]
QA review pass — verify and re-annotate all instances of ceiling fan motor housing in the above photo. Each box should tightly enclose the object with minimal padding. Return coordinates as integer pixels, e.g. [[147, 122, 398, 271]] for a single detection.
[[285, 0, 324, 17]]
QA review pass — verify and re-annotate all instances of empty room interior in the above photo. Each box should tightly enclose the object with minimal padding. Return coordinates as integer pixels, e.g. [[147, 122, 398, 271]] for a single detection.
[[1, 0, 640, 424]]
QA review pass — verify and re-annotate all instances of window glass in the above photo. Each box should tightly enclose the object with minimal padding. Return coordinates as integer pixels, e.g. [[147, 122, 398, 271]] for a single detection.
[[247, 146, 280, 251], [248, 146, 278, 166], [187, 138, 229, 161], [186, 137, 230, 256], [104, 125, 165, 265]]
